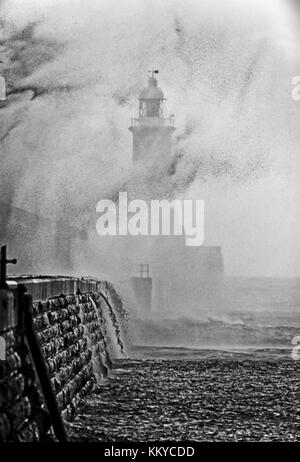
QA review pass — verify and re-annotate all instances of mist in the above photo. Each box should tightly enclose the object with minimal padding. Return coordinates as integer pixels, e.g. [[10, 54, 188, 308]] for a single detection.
[[0, 0, 300, 280]]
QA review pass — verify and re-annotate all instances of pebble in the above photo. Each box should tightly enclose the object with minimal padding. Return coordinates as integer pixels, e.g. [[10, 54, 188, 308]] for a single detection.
[[69, 359, 300, 442]]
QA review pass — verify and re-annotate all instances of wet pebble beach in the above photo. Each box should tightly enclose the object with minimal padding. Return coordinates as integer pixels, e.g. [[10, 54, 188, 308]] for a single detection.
[[68, 358, 300, 442]]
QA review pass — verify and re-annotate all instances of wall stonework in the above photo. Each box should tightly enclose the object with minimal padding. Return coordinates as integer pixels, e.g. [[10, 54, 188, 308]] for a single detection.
[[0, 277, 126, 442]]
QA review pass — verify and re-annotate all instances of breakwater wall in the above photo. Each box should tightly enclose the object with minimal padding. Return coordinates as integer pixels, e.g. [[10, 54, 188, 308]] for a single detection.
[[0, 276, 126, 442]]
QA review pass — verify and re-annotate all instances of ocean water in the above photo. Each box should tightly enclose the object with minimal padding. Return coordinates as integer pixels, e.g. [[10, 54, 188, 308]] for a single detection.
[[129, 277, 300, 360]]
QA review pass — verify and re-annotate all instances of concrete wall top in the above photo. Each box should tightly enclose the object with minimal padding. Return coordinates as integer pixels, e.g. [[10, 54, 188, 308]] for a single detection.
[[7, 276, 107, 301]]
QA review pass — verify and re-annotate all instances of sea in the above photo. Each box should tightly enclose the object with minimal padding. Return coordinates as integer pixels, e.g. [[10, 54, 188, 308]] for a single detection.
[[129, 277, 300, 361]]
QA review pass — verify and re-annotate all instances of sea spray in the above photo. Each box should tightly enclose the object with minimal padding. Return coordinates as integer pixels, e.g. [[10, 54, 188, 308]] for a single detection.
[[89, 294, 113, 381], [77, 292, 119, 382], [1, 0, 299, 280], [96, 291, 127, 359]]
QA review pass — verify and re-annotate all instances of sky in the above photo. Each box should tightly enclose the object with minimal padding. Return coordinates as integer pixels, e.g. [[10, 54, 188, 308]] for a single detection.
[[0, 0, 300, 277]]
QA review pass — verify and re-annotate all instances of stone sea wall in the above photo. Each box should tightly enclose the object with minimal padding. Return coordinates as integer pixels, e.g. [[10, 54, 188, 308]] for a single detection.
[[0, 277, 126, 442]]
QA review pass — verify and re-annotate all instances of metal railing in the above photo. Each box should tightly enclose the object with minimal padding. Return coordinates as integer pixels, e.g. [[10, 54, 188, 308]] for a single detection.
[[129, 116, 175, 127]]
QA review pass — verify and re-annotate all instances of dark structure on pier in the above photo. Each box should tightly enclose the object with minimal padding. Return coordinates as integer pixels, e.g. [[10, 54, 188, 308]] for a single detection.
[[131, 264, 152, 312]]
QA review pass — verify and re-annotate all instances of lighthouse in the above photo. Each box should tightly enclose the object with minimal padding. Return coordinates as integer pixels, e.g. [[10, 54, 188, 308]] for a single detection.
[[129, 71, 176, 162]]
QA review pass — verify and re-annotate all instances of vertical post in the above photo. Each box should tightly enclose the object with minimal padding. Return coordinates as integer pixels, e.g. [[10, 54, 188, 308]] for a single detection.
[[0, 246, 6, 288], [0, 245, 17, 289], [0, 246, 67, 441]]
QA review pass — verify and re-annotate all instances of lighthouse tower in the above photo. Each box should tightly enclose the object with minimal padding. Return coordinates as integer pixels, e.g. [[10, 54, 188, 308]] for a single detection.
[[129, 71, 176, 162]]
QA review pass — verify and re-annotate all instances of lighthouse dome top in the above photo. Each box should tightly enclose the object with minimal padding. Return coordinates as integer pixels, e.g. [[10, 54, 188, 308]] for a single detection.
[[139, 75, 165, 100]]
